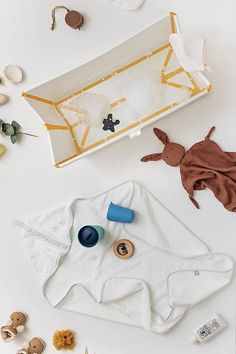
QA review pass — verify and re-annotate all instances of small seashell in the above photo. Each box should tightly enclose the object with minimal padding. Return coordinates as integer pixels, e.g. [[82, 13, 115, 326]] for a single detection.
[[0, 93, 9, 106], [3, 65, 23, 84]]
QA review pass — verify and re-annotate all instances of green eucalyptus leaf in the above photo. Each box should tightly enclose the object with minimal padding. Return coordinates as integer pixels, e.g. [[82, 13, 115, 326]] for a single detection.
[[0, 119, 4, 132], [10, 134, 18, 144], [11, 120, 21, 133], [2, 123, 15, 136]]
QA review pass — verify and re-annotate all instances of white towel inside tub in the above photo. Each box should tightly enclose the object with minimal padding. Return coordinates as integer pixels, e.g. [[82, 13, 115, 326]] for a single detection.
[[15, 181, 233, 333], [125, 72, 162, 114], [70, 92, 111, 127], [169, 33, 211, 72]]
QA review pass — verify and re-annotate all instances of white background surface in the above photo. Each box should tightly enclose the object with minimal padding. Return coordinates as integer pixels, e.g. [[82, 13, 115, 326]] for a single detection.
[[0, 1, 235, 354]]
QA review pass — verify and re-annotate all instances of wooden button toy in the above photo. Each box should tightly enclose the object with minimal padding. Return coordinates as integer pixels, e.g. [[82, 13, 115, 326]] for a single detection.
[[113, 239, 134, 259]]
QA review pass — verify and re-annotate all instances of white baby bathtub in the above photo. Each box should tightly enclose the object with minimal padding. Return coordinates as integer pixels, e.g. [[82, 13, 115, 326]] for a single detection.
[[22, 12, 211, 167]]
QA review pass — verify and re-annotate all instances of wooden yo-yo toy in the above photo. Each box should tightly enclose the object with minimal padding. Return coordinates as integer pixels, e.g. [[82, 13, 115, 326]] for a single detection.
[[113, 239, 134, 259], [51, 6, 84, 31]]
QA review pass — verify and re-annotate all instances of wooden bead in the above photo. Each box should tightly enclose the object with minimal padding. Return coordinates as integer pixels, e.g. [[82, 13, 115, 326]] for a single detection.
[[65, 10, 84, 29]]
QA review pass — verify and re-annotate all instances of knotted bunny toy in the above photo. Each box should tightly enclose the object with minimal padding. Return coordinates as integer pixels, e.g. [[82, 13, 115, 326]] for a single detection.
[[1, 312, 27, 342], [141, 127, 236, 212], [17, 337, 45, 354]]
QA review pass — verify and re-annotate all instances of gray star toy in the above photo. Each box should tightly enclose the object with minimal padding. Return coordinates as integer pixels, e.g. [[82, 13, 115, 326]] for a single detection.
[[103, 114, 120, 133]]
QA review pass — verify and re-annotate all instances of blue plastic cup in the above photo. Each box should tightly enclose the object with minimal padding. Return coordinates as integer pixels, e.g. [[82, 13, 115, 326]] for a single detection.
[[78, 225, 105, 247], [107, 202, 135, 223]]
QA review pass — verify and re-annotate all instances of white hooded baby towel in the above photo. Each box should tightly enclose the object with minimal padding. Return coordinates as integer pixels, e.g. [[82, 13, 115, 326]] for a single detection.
[[16, 181, 233, 333]]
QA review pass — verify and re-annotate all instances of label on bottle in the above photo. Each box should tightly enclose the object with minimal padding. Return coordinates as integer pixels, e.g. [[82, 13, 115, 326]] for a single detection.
[[197, 319, 220, 340]]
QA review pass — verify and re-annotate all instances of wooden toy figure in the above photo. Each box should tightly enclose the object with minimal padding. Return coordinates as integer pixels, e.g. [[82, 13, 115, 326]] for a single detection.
[[1, 312, 27, 342], [17, 338, 45, 354], [141, 127, 236, 212]]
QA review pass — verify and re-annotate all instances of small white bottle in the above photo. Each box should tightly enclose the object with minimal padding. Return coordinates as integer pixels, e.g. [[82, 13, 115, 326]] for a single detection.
[[189, 314, 226, 344]]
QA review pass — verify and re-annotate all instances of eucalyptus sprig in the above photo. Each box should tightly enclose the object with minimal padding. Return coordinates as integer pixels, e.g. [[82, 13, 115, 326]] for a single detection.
[[0, 119, 38, 144]]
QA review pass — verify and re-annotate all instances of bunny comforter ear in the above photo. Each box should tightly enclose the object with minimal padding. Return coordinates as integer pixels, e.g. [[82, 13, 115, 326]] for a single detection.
[[154, 128, 170, 145], [141, 153, 162, 162]]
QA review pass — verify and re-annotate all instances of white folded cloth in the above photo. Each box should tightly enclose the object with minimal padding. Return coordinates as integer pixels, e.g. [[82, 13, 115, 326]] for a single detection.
[[169, 33, 211, 72], [112, 0, 145, 10], [15, 181, 233, 333]]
